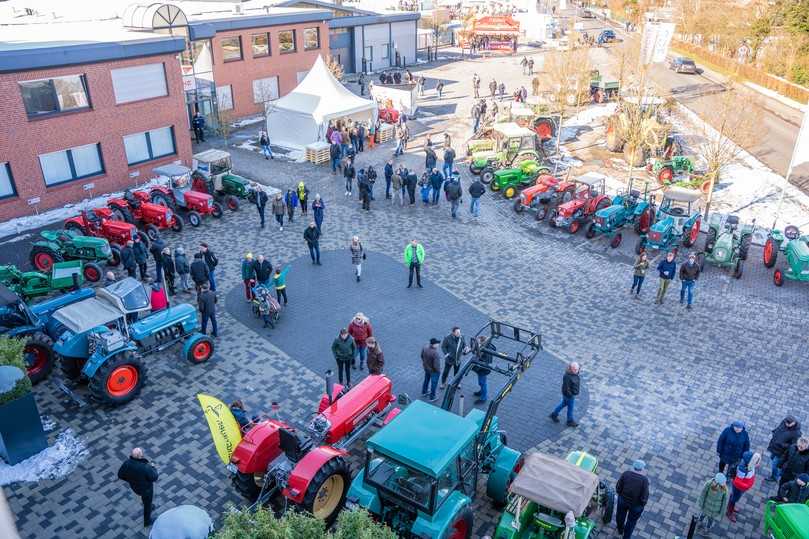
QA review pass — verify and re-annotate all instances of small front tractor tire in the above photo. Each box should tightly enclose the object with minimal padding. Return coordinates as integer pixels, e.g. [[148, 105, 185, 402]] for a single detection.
[[503, 186, 517, 199], [82, 262, 103, 283], [740, 235, 751, 260], [705, 228, 717, 253], [144, 224, 161, 242], [481, 169, 495, 185], [187, 211, 202, 227], [513, 199, 524, 213], [610, 232, 623, 248], [300, 456, 351, 525], [733, 260, 743, 279], [763, 238, 777, 268], [447, 506, 474, 539], [24, 332, 54, 384], [585, 222, 596, 238], [774, 268, 784, 286], [89, 350, 146, 406], [225, 195, 239, 211], [30, 246, 63, 271], [150, 191, 175, 209], [211, 202, 224, 218], [183, 334, 215, 364], [569, 220, 581, 234], [108, 245, 122, 267]]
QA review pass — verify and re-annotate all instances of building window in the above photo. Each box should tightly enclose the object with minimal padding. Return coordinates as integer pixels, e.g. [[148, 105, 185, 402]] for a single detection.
[[216, 85, 234, 111], [19, 75, 90, 118], [0, 163, 17, 200], [381, 43, 390, 60], [252, 77, 279, 104], [39, 144, 104, 186], [110, 63, 168, 104], [279, 30, 296, 54], [252, 33, 270, 57], [221, 36, 243, 62], [123, 126, 176, 166], [303, 27, 320, 50]]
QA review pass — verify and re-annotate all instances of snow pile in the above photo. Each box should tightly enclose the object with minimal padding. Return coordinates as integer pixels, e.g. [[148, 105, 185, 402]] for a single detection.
[[0, 429, 88, 486], [560, 102, 617, 143], [231, 115, 265, 129]]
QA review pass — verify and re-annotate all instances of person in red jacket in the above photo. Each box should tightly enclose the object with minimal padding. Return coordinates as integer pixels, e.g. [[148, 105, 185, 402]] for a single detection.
[[727, 451, 761, 522], [347, 312, 373, 371], [150, 282, 168, 312]]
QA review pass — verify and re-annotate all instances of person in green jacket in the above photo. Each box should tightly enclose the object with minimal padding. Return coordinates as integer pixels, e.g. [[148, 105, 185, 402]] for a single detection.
[[630, 252, 649, 298], [270, 266, 290, 305], [696, 473, 728, 534], [404, 239, 425, 288], [241, 252, 256, 301], [331, 328, 355, 386]]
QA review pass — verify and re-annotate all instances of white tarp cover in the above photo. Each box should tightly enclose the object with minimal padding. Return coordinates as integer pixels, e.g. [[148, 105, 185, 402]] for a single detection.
[[265, 55, 377, 151], [509, 452, 598, 516], [149, 505, 213, 539], [53, 298, 121, 334]]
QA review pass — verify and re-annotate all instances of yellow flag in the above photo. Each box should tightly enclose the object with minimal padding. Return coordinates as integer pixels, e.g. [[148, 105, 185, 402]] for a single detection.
[[197, 393, 243, 465]]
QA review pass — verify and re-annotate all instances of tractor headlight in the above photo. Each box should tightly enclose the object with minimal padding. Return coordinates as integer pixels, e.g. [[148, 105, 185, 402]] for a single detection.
[[165, 209, 173, 222], [207, 198, 213, 207], [714, 248, 726, 260], [101, 243, 111, 255]]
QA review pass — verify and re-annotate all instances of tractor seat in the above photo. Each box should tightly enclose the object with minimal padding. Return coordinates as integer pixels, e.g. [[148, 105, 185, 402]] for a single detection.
[[534, 512, 564, 530], [629, 190, 640, 198], [725, 215, 739, 226], [86, 210, 100, 222], [278, 428, 311, 463], [124, 190, 141, 208]]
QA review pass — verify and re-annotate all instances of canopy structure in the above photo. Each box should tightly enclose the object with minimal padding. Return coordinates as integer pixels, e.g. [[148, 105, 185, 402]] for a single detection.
[[266, 55, 377, 151], [472, 15, 520, 37], [509, 452, 599, 517]]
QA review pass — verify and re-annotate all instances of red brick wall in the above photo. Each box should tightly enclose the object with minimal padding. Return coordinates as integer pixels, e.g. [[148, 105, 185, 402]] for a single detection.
[[210, 20, 329, 118], [0, 53, 192, 222]]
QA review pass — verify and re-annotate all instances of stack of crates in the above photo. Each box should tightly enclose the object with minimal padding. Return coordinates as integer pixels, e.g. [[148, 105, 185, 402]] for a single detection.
[[377, 123, 395, 143], [305, 141, 330, 165]]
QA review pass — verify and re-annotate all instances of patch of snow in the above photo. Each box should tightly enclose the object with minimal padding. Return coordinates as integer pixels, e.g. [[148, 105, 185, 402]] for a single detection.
[[236, 141, 259, 152], [0, 429, 88, 486], [560, 103, 618, 143], [286, 150, 306, 163], [231, 115, 265, 129]]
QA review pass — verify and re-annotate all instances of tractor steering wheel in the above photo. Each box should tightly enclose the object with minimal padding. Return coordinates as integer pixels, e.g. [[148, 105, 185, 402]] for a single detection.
[[785, 225, 800, 240]]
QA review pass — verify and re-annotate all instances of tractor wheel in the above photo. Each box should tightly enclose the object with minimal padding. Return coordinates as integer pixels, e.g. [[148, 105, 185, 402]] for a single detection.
[[774, 268, 784, 287], [740, 235, 751, 260], [683, 218, 701, 247], [504, 186, 517, 199], [585, 222, 597, 238], [469, 164, 482, 175], [232, 471, 261, 500], [187, 211, 202, 227], [733, 260, 743, 279], [535, 205, 548, 221], [635, 207, 653, 235], [183, 334, 215, 364], [697, 253, 706, 272], [447, 506, 474, 539], [225, 195, 239, 211], [30, 246, 63, 271], [150, 191, 174, 209], [170, 217, 184, 233], [599, 482, 615, 524], [24, 332, 54, 385], [569, 221, 581, 234], [657, 166, 674, 185], [533, 118, 555, 141], [481, 168, 495, 185], [88, 350, 146, 406], [60, 355, 83, 381], [763, 238, 777, 268], [547, 209, 558, 228], [513, 199, 524, 213], [705, 228, 717, 253], [109, 205, 134, 224], [300, 456, 350, 525], [610, 232, 623, 249], [82, 262, 103, 283], [211, 202, 224, 218], [108, 245, 122, 267], [635, 238, 646, 255], [137, 231, 150, 249], [64, 222, 87, 235], [144, 224, 161, 243]]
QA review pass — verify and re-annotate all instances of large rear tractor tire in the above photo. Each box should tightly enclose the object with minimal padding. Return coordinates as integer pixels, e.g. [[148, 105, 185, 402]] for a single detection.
[[447, 506, 474, 539], [599, 482, 615, 524], [481, 168, 495, 185], [585, 222, 597, 239], [300, 456, 350, 525], [64, 222, 87, 235], [682, 218, 701, 247], [82, 262, 103, 283], [225, 195, 240, 211], [233, 471, 261, 500], [24, 332, 54, 384], [88, 350, 146, 406], [30, 246, 63, 271], [171, 217, 184, 233], [109, 205, 134, 224]]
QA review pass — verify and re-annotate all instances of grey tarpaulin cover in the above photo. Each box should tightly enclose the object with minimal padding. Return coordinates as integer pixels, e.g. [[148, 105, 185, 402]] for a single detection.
[[509, 452, 599, 516], [149, 505, 213, 539]]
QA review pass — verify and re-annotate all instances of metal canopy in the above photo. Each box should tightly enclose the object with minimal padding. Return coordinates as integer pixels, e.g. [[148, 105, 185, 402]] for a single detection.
[[492, 122, 535, 139], [193, 149, 231, 162], [53, 298, 121, 334], [664, 186, 702, 202], [509, 452, 599, 517], [123, 3, 188, 30]]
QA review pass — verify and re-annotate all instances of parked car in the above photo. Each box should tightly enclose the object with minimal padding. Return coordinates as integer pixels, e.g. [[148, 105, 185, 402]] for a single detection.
[[668, 57, 698, 74], [597, 30, 617, 44]]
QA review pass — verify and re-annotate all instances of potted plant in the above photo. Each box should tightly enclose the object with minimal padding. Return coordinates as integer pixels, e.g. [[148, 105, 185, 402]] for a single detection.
[[0, 337, 47, 465]]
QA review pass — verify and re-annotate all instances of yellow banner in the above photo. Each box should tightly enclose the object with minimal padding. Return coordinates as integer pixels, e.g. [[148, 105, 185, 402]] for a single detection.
[[197, 393, 243, 465]]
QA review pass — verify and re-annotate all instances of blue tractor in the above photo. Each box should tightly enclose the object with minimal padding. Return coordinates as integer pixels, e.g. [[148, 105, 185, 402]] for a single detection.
[[53, 278, 214, 406], [635, 187, 702, 255], [0, 284, 95, 384], [586, 179, 654, 248]]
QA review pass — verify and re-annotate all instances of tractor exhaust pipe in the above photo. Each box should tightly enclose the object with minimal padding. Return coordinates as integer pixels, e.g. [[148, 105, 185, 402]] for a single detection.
[[270, 401, 280, 419], [325, 370, 334, 404], [457, 393, 465, 416]]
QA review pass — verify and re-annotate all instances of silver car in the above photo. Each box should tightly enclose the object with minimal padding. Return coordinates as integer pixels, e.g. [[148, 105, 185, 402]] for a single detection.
[[669, 57, 698, 74]]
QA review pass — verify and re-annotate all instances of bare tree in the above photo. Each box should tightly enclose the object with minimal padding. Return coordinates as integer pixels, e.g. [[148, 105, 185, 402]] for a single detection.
[[540, 47, 593, 156], [253, 79, 279, 125], [217, 109, 235, 149]]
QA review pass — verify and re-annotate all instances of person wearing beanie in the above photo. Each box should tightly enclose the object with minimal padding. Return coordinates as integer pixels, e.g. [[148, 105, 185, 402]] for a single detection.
[[421, 338, 442, 402], [727, 451, 760, 522], [716, 420, 750, 477], [773, 473, 809, 504], [779, 436, 809, 487], [615, 460, 650, 539], [767, 415, 801, 483], [696, 472, 728, 533], [241, 253, 256, 301]]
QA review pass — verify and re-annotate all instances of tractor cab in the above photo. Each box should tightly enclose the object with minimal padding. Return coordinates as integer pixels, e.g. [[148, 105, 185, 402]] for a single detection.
[[471, 123, 537, 165], [99, 277, 151, 315], [193, 149, 233, 192], [656, 187, 701, 229], [153, 164, 196, 207]]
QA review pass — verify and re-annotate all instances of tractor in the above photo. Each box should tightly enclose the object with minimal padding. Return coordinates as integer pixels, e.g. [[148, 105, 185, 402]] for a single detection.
[[493, 451, 614, 539], [468, 123, 541, 182], [763, 500, 809, 538], [64, 208, 146, 249], [514, 174, 577, 222], [192, 149, 251, 211], [491, 160, 552, 199], [605, 97, 671, 167], [30, 230, 120, 274], [220, 373, 406, 525], [346, 321, 542, 539], [0, 261, 88, 301], [549, 175, 612, 234], [649, 155, 693, 185], [0, 284, 95, 384], [699, 214, 755, 279], [762, 225, 809, 287], [107, 189, 183, 241], [586, 178, 654, 248], [53, 277, 214, 405], [150, 164, 224, 227], [589, 70, 620, 103], [636, 187, 702, 255]]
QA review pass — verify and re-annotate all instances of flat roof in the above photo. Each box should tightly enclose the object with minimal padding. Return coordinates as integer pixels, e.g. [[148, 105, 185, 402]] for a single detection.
[[0, 20, 185, 73], [329, 11, 420, 28]]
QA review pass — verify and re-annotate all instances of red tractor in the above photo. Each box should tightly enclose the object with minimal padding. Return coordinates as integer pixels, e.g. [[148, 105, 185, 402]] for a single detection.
[[549, 175, 612, 234], [227, 373, 405, 524], [107, 189, 183, 242], [150, 164, 223, 227], [513, 174, 577, 221], [377, 107, 401, 124], [64, 209, 148, 248]]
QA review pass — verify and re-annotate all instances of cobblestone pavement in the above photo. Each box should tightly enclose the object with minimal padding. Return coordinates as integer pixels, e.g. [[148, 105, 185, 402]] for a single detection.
[[4, 54, 809, 539]]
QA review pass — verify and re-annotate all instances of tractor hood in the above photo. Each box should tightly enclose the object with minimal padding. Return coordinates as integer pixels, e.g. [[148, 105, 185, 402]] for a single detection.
[[712, 230, 735, 257], [71, 235, 112, 254], [788, 239, 809, 263], [184, 190, 214, 207], [596, 204, 623, 219], [557, 199, 585, 217], [494, 167, 520, 178]]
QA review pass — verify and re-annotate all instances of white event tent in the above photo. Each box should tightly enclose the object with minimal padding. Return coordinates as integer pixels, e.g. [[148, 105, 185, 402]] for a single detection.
[[265, 55, 377, 150]]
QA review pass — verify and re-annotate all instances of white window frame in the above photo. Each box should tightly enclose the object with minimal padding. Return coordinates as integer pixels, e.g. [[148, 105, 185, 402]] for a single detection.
[[39, 144, 104, 186], [216, 85, 234, 111], [0, 162, 17, 199], [252, 77, 279, 104], [110, 63, 168, 105], [123, 126, 176, 166]]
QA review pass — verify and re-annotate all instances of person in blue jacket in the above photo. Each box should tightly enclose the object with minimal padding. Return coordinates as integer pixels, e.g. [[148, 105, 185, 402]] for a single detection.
[[655, 251, 677, 305], [717, 420, 751, 476]]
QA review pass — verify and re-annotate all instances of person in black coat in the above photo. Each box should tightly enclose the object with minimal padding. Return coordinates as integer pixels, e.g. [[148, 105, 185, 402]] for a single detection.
[[121, 241, 137, 278], [149, 237, 165, 283], [254, 254, 273, 285], [133, 236, 148, 280], [430, 169, 444, 205], [358, 174, 371, 211], [117, 447, 159, 527], [343, 159, 355, 197], [161, 247, 176, 296], [190, 253, 209, 294], [200, 243, 218, 291], [405, 171, 418, 205], [716, 421, 751, 476], [780, 437, 809, 487], [549, 362, 581, 427], [303, 223, 321, 265], [254, 186, 268, 229], [768, 416, 802, 482], [384, 160, 394, 199], [615, 460, 650, 539], [198, 284, 218, 338], [471, 336, 495, 404]]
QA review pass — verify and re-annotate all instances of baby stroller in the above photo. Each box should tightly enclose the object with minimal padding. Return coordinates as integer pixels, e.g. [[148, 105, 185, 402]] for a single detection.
[[251, 284, 281, 328]]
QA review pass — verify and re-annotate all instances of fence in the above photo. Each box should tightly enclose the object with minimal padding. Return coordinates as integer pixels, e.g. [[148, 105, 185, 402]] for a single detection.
[[672, 40, 809, 104]]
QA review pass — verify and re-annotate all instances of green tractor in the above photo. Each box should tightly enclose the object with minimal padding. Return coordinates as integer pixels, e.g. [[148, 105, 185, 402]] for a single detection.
[[0, 261, 88, 301], [699, 214, 755, 279], [650, 156, 694, 185], [763, 225, 809, 287], [493, 451, 614, 539], [192, 149, 251, 211], [468, 123, 541, 184], [491, 160, 552, 199], [346, 321, 542, 539], [763, 500, 809, 538], [29, 230, 120, 276]]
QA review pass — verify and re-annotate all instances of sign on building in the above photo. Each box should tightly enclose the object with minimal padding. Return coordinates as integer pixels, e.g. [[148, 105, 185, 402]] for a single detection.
[[640, 22, 676, 65]]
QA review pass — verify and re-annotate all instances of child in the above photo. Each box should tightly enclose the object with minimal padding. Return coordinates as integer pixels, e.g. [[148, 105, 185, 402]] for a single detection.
[[254, 286, 278, 329], [419, 172, 431, 205], [697, 473, 728, 533], [271, 266, 290, 305]]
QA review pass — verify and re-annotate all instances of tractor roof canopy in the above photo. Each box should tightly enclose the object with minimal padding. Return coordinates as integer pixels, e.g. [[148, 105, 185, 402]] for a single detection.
[[193, 149, 232, 163], [663, 186, 701, 203], [367, 400, 479, 477], [53, 297, 122, 334], [577, 172, 607, 187], [492, 122, 535, 139], [154, 164, 192, 188], [509, 452, 599, 517], [99, 277, 151, 314]]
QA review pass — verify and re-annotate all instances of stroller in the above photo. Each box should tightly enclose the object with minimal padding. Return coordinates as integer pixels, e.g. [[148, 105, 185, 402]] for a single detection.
[[251, 284, 281, 328]]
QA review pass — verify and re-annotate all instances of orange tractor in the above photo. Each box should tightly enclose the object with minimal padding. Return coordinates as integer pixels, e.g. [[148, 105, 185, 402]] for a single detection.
[[513, 173, 577, 221]]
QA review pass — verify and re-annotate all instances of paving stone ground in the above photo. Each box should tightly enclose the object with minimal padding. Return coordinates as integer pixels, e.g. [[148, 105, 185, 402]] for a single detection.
[[3, 54, 809, 539]]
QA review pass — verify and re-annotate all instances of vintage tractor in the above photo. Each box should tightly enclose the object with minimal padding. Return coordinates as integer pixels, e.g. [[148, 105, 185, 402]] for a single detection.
[[636, 187, 702, 255], [468, 123, 541, 182], [346, 321, 542, 539], [150, 164, 224, 227], [491, 160, 551, 199], [514, 174, 577, 222], [493, 451, 614, 539], [589, 70, 620, 103], [0, 261, 88, 300], [107, 189, 183, 240], [699, 214, 755, 279], [30, 230, 120, 274], [549, 175, 612, 234], [0, 284, 95, 384], [763, 500, 809, 538], [220, 373, 406, 525], [53, 277, 214, 405], [762, 225, 809, 287], [649, 155, 693, 185], [586, 179, 654, 248], [192, 149, 250, 211], [64, 208, 146, 250]]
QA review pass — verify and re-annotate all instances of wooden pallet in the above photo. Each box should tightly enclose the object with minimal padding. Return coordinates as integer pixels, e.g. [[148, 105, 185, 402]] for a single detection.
[[305, 142, 330, 165], [377, 123, 395, 143]]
